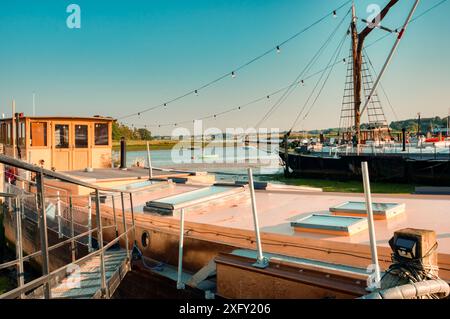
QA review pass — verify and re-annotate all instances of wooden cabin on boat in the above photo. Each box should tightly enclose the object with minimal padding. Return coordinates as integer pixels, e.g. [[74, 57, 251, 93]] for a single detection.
[[0, 115, 114, 171]]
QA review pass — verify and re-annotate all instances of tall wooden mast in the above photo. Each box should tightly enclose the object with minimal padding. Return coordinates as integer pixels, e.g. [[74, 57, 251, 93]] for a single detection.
[[351, 0, 400, 144], [351, 5, 361, 144]]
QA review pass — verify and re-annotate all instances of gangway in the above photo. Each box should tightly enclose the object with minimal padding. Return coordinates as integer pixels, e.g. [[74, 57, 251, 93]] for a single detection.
[[0, 154, 139, 299]]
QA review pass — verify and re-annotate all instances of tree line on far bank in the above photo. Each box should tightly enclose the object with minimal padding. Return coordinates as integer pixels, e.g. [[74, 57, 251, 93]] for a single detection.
[[112, 122, 152, 141]]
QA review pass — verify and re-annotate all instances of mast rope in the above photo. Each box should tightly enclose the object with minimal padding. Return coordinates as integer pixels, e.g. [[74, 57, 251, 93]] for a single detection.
[[290, 29, 349, 131], [363, 48, 399, 121]]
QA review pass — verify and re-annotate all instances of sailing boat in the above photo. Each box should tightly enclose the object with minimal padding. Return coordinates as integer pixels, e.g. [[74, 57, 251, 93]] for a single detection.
[[280, 0, 450, 186]]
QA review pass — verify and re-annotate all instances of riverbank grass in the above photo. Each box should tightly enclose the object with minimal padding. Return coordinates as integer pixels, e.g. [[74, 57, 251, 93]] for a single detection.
[[268, 175, 415, 194]]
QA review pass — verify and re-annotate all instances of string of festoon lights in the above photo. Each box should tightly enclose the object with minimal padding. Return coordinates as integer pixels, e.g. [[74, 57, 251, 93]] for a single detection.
[[122, 0, 449, 130], [125, 59, 348, 130], [116, 0, 353, 121]]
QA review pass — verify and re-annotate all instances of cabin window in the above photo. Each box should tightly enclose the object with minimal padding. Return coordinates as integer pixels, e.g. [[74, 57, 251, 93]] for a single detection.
[[75, 125, 88, 148], [94, 123, 109, 146], [0, 123, 4, 143], [6, 123, 11, 145], [18, 122, 25, 146], [55, 124, 69, 148], [30, 122, 47, 147]]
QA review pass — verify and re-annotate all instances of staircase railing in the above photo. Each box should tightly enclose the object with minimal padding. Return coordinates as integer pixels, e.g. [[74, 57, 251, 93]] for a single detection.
[[0, 154, 139, 299]]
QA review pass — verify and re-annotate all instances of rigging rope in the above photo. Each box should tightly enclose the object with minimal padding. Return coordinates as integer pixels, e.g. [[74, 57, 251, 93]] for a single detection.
[[290, 29, 349, 131], [366, 0, 448, 49], [363, 48, 399, 121], [254, 7, 351, 129]]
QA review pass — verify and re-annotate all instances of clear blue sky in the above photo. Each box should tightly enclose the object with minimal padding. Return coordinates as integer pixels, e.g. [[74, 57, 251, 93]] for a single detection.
[[1, 0, 449, 134]]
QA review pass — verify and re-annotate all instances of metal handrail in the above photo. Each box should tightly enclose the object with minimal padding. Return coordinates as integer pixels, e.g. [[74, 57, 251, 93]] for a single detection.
[[0, 192, 18, 198], [0, 219, 116, 271], [0, 155, 140, 299], [0, 226, 135, 299], [0, 154, 138, 194]]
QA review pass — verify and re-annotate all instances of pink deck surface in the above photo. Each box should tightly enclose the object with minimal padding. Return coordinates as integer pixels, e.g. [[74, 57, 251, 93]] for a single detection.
[[131, 185, 450, 255]]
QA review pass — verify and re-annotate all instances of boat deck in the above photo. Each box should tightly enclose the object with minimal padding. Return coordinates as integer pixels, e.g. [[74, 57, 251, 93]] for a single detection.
[[127, 185, 450, 254]]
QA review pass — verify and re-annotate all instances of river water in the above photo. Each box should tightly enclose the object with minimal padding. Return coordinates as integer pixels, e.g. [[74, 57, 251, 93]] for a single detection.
[[113, 146, 283, 182]]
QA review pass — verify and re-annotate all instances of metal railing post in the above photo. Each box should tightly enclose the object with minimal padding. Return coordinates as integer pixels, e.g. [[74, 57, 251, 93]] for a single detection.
[[87, 195, 93, 252], [120, 192, 130, 261], [56, 191, 62, 239], [35, 171, 51, 299], [20, 196, 25, 219], [146, 141, 153, 180], [177, 208, 185, 290], [94, 190, 108, 298], [14, 197, 25, 298], [129, 193, 137, 245], [247, 168, 268, 269], [111, 195, 119, 238], [361, 162, 381, 290], [69, 196, 76, 262]]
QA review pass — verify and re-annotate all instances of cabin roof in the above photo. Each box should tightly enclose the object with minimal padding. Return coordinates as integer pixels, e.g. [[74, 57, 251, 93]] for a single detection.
[[0, 115, 115, 122]]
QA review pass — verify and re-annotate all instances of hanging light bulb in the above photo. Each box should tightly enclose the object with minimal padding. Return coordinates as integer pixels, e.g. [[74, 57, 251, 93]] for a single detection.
[[276, 46, 281, 54], [231, 71, 236, 78], [333, 10, 337, 18]]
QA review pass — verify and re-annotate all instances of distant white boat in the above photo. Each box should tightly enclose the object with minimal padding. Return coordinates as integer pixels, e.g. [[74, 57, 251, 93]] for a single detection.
[[200, 154, 219, 159]]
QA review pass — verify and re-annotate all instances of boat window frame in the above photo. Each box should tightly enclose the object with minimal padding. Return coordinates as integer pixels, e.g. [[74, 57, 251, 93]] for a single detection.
[[18, 120, 26, 147], [29, 121, 49, 148], [74, 124, 89, 149], [0, 122, 5, 144], [94, 122, 110, 147], [6, 122, 12, 145], [54, 124, 70, 149]]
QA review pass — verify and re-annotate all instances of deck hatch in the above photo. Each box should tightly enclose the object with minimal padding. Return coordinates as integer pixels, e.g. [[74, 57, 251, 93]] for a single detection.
[[290, 214, 368, 236], [329, 201, 405, 219], [144, 185, 246, 215]]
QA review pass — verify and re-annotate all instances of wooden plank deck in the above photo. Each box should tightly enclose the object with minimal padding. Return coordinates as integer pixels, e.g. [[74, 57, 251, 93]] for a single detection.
[[50, 249, 129, 299]]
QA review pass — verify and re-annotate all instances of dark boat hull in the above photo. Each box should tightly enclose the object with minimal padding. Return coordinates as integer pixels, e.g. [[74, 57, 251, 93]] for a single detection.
[[279, 152, 450, 185]]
